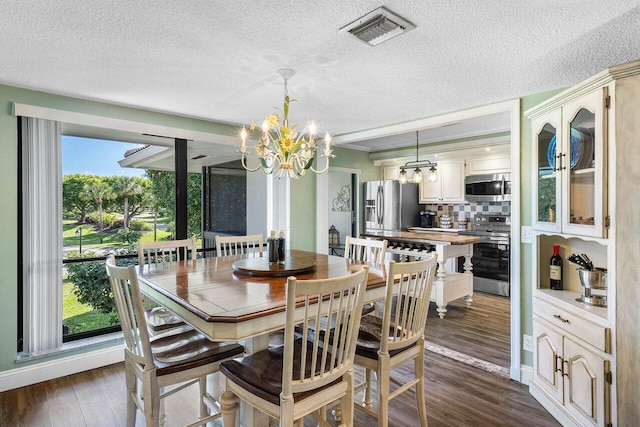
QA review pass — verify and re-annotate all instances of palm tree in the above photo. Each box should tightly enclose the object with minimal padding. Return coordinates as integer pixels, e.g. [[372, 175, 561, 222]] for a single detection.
[[113, 176, 142, 230], [84, 181, 114, 244]]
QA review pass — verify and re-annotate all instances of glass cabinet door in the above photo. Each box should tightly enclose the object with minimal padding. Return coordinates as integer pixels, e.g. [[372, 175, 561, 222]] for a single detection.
[[561, 89, 606, 238], [532, 111, 562, 232]]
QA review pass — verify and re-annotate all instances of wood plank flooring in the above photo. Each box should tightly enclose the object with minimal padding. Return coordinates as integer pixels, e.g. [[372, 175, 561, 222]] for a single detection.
[[425, 291, 511, 368], [0, 292, 559, 426], [0, 356, 558, 427]]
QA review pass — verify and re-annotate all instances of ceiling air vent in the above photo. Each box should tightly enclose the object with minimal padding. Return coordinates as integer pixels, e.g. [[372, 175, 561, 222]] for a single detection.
[[339, 6, 416, 47]]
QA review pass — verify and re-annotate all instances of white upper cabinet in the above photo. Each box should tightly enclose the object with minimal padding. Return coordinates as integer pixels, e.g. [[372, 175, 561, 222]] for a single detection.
[[419, 160, 465, 203], [466, 155, 511, 176], [530, 88, 607, 238]]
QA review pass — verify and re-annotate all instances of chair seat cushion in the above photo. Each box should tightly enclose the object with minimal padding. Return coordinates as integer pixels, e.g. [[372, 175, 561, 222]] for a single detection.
[[360, 302, 376, 316], [220, 338, 340, 405], [145, 306, 186, 331], [150, 329, 244, 376], [355, 315, 415, 360]]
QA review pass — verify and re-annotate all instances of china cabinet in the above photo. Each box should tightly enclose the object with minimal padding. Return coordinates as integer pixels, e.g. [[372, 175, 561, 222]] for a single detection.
[[419, 159, 465, 203], [525, 60, 640, 426]]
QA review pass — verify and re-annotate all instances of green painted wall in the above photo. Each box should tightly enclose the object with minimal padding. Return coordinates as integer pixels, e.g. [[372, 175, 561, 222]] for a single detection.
[[289, 146, 381, 251]]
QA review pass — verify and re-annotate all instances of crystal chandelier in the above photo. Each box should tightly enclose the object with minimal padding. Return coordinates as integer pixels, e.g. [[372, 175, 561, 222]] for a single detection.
[[239, 69, 333, 179], [399, 131, 437, 184]]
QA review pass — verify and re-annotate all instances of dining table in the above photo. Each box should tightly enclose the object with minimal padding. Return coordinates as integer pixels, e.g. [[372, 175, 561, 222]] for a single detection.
[[136, 249, 387, 426]]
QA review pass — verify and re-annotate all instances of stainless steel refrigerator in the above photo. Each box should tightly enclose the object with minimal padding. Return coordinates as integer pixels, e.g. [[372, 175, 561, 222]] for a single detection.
[[364, 180, 420, 232]]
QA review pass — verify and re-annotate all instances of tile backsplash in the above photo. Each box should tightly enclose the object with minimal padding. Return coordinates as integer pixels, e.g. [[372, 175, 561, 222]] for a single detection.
[[422, 201, 511, 225]]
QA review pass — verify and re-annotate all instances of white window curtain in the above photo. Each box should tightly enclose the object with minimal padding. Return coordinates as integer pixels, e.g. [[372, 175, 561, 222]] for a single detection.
[[21, 117, 63, 355]]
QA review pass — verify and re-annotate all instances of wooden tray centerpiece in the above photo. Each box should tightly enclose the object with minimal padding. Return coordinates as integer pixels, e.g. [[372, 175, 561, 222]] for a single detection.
[[232, 252, 316, 277]]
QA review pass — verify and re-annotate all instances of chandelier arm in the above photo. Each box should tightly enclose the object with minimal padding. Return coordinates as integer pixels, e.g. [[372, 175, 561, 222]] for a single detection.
[[241, 153, 266, 172], [308, 155, 330, 174]]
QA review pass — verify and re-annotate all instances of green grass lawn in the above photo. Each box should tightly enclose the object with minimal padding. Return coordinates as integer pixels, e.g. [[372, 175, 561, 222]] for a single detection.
[[62, 213, 197, 336], [63, 280, 116, 334], [63, 217, 172, 252]]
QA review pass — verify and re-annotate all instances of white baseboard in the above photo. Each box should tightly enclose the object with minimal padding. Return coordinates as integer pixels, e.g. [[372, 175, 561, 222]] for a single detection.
[[519, 364, 533, 385], [0, 344, 124, 392]]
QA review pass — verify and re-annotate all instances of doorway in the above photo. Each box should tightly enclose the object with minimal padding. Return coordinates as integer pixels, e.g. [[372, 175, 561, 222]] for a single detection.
[[320, 100, 522, 381], [316, 167, 360, 254], [327, 170, 357, 255]]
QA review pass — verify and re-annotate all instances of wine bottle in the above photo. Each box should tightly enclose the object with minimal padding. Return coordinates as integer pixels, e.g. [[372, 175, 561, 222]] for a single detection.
[[550, 244, 563, 290], [267, 230, 278, 263], [277, 229, 286, 264]]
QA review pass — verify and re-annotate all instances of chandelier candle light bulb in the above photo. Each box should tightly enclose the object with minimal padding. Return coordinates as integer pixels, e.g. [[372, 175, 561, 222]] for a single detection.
[[238, 68, 334, 179]]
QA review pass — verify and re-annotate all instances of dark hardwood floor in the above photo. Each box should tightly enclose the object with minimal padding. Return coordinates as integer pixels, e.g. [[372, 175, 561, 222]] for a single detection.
[[0, 292, 559, 426], [425, 291, 511, 368]]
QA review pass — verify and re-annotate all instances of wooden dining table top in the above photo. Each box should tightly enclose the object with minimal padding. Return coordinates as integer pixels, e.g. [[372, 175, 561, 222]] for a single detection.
[[136, 250, 386, 342]]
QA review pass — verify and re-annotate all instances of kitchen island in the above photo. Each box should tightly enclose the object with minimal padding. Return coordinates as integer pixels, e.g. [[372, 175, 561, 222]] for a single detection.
[[361, 230, 481, 318]]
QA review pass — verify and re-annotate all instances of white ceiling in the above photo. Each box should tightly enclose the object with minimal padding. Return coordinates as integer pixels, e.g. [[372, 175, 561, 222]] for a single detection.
[[2, 1, 640, 157]]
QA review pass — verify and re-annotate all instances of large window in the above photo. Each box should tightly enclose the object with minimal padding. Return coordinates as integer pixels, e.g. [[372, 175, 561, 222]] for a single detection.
[[19, 119, 203, 353]]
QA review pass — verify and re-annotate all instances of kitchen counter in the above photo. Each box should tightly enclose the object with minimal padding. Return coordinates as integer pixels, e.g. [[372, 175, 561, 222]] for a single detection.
[[361, 230, 481, 246], [361, 229, 479, 319]]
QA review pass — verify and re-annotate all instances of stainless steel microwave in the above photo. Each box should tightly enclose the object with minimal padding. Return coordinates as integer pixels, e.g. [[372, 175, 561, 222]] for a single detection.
[[465, 173, 511, 202]]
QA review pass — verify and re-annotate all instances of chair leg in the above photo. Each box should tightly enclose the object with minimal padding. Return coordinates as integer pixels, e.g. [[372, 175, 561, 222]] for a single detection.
[[220, 390, 238, 427], [125, 365, 137, 427], [198, 377, 208, 420], [415, 348, 429, 426], [339, 369, 354, 427], [280, 396, 294, 426], [143, 374, 161, 427], [364, 368, 373, 409], [377, 358, 390, 427]]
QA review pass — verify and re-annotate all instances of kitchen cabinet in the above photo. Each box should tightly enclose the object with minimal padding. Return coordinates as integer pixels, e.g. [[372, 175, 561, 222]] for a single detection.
[[465, 155, 510, 175], [532, 298, 611, 427], [529, 88, 607, 238], [419, 160, 465, 203], [382, 165, 414, 181]]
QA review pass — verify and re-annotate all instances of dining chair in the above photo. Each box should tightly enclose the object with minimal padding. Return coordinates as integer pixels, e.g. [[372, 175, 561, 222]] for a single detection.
[[344, 236, 388, 316], [138, 238, 198, 334], [218, 266, 370, 427], [202, 230, 217, 258], [353, 256, 437, 427], [215, 234, 263, 257], [344, 236, 388, 264], [105, 255, 244, 427]]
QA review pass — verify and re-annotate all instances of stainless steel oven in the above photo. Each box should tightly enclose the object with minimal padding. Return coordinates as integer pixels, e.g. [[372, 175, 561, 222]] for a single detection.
[[459, 214, 511, 297]]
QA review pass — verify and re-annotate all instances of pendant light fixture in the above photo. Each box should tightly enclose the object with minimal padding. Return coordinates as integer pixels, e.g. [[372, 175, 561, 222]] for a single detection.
[[398, 131, 437, 184]]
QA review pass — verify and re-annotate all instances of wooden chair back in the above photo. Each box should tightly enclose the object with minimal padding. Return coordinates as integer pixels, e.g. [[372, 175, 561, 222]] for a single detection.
[[381, 256, 437, 353], [138, 237, 197, 268], [283, 266, 369, 396], [105, 255, 154, 368], [215, 234, 263, 257], [344, 236, 388, 265]]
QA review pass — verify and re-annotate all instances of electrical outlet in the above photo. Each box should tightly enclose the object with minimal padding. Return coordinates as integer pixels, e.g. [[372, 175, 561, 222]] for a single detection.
[[521, 226, 532, 244], [523, 334, 534, 352]]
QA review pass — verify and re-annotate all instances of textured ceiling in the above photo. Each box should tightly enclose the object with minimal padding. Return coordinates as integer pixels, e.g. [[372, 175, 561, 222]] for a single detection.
[[1, 1, 640, 151]]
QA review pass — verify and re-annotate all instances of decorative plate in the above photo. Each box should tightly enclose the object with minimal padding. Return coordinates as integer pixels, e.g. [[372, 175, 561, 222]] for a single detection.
[[547, 129, 583, 170]]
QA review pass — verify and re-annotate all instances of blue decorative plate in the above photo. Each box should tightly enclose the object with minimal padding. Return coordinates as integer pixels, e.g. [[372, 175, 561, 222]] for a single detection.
[[547, 129, 583, 170]]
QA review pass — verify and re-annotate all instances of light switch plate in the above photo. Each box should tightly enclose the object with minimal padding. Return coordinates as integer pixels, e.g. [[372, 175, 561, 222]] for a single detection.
[[521, 226, 532, 244]]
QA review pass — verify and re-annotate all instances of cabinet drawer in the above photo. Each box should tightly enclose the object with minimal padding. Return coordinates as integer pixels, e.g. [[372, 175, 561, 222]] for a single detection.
[[534, 298, 611, 353]]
